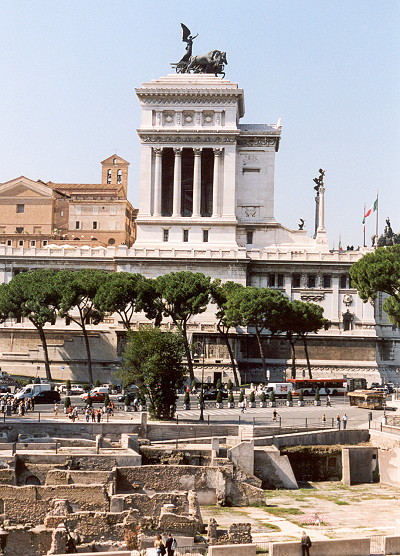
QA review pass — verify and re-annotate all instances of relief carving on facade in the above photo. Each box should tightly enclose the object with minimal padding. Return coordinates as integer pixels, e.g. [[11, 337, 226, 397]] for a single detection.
[[300, 292, 325, 302], [243, 206, 258, 218], [141, 135, 236, 144], [238, 137, 278, 147]]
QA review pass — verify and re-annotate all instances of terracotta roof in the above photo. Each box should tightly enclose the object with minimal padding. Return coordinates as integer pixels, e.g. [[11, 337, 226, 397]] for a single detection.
[[47, 182, 118, 191]]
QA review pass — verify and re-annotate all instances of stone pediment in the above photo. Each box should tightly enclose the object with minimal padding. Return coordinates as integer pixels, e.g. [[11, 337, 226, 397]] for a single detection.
[[0, 176, 54, 198]]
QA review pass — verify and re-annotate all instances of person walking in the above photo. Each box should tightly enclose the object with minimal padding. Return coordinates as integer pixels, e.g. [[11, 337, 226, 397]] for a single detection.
[[336, 414, 341, 429], [272, 409, 278, 421], [54, 402, 59, 419], [342, 413, 348, 429], [326, 394, 331, 407], [300, 531, 312, 556], [154, 534, 166, 555], [165, 532, 177, 556], [322, 414, 326, 426]]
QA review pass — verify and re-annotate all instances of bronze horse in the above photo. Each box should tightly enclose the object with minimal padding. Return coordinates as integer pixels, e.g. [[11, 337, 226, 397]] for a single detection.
[[187, 50, 228, 77]]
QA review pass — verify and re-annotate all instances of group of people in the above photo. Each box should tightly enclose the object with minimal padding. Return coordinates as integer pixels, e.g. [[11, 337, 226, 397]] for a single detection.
[[154, 533, 177, 555], [0, 395, 34, 415]]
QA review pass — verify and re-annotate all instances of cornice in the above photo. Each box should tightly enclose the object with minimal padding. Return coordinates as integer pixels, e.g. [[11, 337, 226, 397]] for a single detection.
[[137, 131, 239, 144]]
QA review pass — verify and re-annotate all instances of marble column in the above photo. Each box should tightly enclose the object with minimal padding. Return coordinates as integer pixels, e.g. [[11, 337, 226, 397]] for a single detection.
[[212, 148, 223, 217], [317, 185, 325, 231], [153, 147, 163, 217], [192, 148, 202, 217], [172, 147, 182, 217]]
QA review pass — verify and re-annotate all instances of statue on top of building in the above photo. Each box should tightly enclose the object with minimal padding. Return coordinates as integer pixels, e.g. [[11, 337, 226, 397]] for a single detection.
[[313, 168, 325, 193], [376, 216, 400, 247], [172, 24, 228, 77]]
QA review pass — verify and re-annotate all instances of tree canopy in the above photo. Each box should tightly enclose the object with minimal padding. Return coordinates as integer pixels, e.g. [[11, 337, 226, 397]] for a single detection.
[[211, 280, 244, 386], [153, 271, 212, 380], [350, 245, 400, 327], [0, 270, 61, 381], [119, 328, 186, 420], [56, 269, 108, 384], [225, 287, 290, 375]]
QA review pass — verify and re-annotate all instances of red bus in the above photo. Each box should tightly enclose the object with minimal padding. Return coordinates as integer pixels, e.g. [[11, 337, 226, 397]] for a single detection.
[[287, 378, 347, 396]]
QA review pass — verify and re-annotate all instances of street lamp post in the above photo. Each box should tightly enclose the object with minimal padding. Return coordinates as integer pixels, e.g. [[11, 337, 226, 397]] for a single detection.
[[198, 337, 209, 422]]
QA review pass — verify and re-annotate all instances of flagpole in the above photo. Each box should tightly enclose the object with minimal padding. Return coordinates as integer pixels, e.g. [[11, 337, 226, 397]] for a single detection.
[[375, 191, 379, 246], [363, 203, 366, 247]]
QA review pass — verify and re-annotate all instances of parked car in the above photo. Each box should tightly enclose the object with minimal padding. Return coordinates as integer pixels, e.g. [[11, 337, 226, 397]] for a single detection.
[[117, 392, 138, 403], [32, 390, 61, 404], [0, 385, 11, 394], [202, 389, 229, 400], [69, 384, 85, 395], [80, 392, 107, 403]]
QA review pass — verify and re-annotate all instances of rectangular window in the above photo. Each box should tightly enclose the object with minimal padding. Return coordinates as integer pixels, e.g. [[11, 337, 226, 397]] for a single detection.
[[246, 231, 253, 245], [93, 221, 98, 230], [60, 210, 64, 217], [30, 240, 36, 247], [75, 221, 80, 230], [16, 204, 25, 213], [268, 274, 276, 287], [323, 274, 332, 288], [183, 229, 189, 242], [42, 240, 48, 246], [307, 274, 316, 288], [203, 230, 209, 243], [163, 229, 169, 242], [277, 274, 284, 288], [6, 240, 12, 246], [340, 274, 347, 289], [292, 274, 301, 288], [18, 240, 24, 247]]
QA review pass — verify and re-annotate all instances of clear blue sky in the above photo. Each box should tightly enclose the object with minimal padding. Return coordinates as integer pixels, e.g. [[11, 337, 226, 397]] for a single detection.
[[1, 0, 399, 248]]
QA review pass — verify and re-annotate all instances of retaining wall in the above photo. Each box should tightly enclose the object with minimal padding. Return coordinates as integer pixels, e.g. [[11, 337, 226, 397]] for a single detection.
[[208, 544, 256, 555], [269, 537, 371, 556]]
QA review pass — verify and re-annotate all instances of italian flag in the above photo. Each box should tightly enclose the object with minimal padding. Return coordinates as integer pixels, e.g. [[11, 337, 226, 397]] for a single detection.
[[362, 198, 378, 224]]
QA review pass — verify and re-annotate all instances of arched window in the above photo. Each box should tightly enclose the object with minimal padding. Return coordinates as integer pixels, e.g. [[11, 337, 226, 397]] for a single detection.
[[117, 169, 122, 184], [107, 169, 112, 184]]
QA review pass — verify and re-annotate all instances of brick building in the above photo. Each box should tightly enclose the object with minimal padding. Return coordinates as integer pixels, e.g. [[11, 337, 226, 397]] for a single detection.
[[0, 155, 137, 248]]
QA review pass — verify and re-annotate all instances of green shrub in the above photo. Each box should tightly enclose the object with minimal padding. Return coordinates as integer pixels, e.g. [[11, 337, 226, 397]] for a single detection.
[[269, 390, 276, 402], [299, 389, 304, 401], [64, 396, 71, 408], [216, 378, 222, 390], [287, 390, 293, 402], [228, 392, 234, 403], [191, 379, 197, 391], [216, 391, 223, 404], [95, 379, 101, 388], [65, 379, 71, 392], [124, 395, 131, 406], [314, 388, 320, 401], [183, 391, 190, 405], [259, 391, 266, 403], [239, 390, 244, 403], [227, 379, 233, 391], [249, 390, 256, 403]]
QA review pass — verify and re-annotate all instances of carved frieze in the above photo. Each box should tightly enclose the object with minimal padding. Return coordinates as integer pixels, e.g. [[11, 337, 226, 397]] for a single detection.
[[238, 137, 278, 147], [300, 292, 325, 302], [140, 134, 237, 144]]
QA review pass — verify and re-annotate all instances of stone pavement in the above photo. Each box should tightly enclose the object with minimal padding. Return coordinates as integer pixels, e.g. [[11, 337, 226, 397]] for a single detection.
[[201, 481, 400, 545]]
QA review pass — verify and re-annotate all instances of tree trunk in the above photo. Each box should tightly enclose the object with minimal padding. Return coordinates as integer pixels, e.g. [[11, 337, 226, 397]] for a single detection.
[[180, 322, 194, 382], [254, 328, 267, 375], [35, 323, 52, 382], [218, 324, 240, 387], [289, 337, 297, 379], [302, 335, 313, 379], [81, 322, 94, 385]]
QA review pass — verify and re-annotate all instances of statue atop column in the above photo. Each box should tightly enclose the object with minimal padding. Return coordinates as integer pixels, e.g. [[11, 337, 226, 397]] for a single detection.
[[172, 24, 228, 77], [313, 168, 325, 193], [313, 169, 325, 238]]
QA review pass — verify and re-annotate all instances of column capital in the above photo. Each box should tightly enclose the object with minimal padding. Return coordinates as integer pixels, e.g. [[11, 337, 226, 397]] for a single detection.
[[153, 147, 163, 156], [173, 147, 183, 156], [193, 147, 202, 156], [213, 147, 223, 156]]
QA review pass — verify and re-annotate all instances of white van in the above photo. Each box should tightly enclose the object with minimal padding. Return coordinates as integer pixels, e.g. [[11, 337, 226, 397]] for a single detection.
[[14, 383, 52, 401], [265, 383, 293, 398]]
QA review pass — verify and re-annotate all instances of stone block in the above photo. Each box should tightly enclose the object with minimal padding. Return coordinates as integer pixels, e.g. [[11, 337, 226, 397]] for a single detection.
[[208, 543, 256, 555]]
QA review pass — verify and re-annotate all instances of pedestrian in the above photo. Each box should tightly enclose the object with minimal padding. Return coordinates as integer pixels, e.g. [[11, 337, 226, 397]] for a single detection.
[[154, 534, 166, 555], [96, 409, 102, 423], [326, 394, 331, 407], [272, 409, 278, 421], [240, 400, 245, 413], [342, 413, 348, 430], [322, 414, 326, 426], [85, 407, 91, 423], [300, 531, 312, 556], [54, 402, 59, 419], [336, 414, 341, 430], [91, 408, 96, 422], [165, 532, 177, 556]]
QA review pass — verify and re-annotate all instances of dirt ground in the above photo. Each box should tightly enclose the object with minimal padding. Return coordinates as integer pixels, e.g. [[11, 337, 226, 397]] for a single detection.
[[201, 482, 400, 544]]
